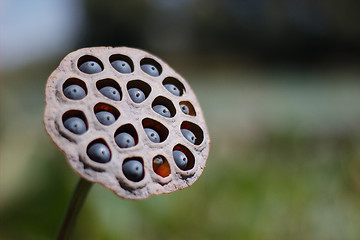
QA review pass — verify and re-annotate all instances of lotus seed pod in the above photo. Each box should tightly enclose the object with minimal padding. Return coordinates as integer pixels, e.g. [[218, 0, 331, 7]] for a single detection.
[[152, 105, 171, 118], [164, 83, 180, 96], [99, 86, 121, 101], [111, 60, 132, 74], [44, 47, 210, 200], [128, 88, 146, 103], [141, 64, 160, 77], [173, 150, 188, 170], [95, 111, 116, 126], [63, 85, 86, 100], [115, 132, 135, 148], [181, 129, 196, 144], [87, 142, 111, 163], [78, 61, 102, 74], [144, 128, 160, 143], [122, 159, 144, 182], [63, 117, 87, 134]]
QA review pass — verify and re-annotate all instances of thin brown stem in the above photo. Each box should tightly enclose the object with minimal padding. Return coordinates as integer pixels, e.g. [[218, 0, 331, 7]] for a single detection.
[[57, 178, 93, 240]]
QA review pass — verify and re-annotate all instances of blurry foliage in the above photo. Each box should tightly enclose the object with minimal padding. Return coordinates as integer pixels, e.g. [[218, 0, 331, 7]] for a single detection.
[[80, 0, 360, 63], [1, 61, 360, 239]]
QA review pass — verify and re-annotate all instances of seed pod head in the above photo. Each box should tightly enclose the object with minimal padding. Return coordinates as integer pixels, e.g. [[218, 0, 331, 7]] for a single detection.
[[44, 47, 210, 200]]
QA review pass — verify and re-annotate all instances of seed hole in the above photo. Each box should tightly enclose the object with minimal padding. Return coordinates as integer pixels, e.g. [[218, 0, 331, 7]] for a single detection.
[[142, 118, 169, 143], [181, 121, 204, 145], [96, 79, 122, 101], [62, 110, 88, 135], [77, 55, 104, 74], [140, 58, 162, 76], [122, 157, 144, 182], [110, 54, 134, 73], [162, 77, 185, 96], [114, 124, 138, 148], [127, 80, 151, 103], [151, 96, 176, 118], [179, 101, 196, 116], [62, 78, 87, 100], [153, 155, 171, 178], [87, 139, 111, 163], [94, 103, 120, 126], [173, 144, 195, 171]]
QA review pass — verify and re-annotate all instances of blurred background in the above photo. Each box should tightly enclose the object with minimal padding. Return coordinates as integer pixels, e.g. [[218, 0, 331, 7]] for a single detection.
[[1, 0, 360, 239]]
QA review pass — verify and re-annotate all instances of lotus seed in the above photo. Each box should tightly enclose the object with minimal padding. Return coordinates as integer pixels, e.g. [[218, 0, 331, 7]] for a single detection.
[[78, 60, 102, 74], [153, 156, 164, 165], [99, 86, 121, 101], [115, 132, 135, 148], [128, 88, 146, 103], [164, 83, 180, 96], [144, 128, 160, 143], [96, 111, 115, 125], [153, 156, 171, 177], [141, 64, 160, 76], [87, 142, 111, 163], [181, 129, 196, 144], [152, 105, 171, 118], [180, 104, 190, 115], [111, 60, 132, 73], [123, 159, 144, 182], [63, 117, 86, 134], [63, 85, 86, 100], [173, 150, 188, 170]]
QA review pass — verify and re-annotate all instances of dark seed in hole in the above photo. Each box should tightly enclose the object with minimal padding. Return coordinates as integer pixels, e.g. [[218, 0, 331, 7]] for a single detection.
[[63, 117, 86, 134], [180, 104, 190, 115], [128, 88, 145, 103], [96, 111, 115, 126], [115, 132, 135, 148], [173, 150, 188, 170], [87, 142, 111, 163], [141, 64, 160, 77], [164, 83, 180, 96], [123, 160, 144, 182], [111, 60, 132, 74], [79, 61, 102, 74], [181, 129, 196, 144], [99, 86, 121, 101], [144, 128, 160, 143], [64, 85, 86, 100], [152, 105, 171, 118]]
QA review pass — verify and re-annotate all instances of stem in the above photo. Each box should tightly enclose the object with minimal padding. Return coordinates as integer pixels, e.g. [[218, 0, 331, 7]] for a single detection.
[[57, 178, 93, 240]]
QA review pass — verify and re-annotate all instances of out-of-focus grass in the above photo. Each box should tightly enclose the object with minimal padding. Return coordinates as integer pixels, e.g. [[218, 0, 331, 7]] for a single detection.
[[1, 61, 360, 240]]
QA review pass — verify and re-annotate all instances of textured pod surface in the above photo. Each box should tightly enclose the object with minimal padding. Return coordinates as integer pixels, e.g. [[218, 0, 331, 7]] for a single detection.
[[44, 47, 210, 200]]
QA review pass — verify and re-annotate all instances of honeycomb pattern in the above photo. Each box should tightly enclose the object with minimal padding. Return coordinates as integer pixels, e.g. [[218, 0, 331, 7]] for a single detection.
[[44, 47, 210, 200]]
